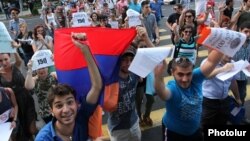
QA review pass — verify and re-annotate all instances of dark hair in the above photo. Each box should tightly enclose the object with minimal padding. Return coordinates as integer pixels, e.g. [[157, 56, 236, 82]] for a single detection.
[[9, 7, 20, 14], [90, 12, 100, 20], [243, 0, 248, 3], [175, 3, 183, 9], [239, 21, 250, 30], [0, 53, 11, 56], [141, 0, 150, 8], [180, 24, 194, 32], [47, 84, 76, 108], [226, 0, 233, 5], [185, 9, 196, 17], [33, 24, 46, 40]]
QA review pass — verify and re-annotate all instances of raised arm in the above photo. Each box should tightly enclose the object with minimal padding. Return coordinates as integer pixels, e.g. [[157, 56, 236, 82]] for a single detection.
[[25, 60, 37, 90], [71, 33, 103, 104], [200, 49, 224, 78], [136, 26, 154, 47], [205, 63, 233, 78], [154, 61, 171, 101]]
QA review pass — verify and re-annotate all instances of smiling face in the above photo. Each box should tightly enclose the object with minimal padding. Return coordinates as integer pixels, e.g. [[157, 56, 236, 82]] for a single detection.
[[51, 94, 78, 125], [172, 65, 193, 88], [182, 27, 193, 38]]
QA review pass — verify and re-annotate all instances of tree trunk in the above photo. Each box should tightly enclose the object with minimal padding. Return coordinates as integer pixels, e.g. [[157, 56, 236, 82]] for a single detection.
[[19, 0, 23, 12]]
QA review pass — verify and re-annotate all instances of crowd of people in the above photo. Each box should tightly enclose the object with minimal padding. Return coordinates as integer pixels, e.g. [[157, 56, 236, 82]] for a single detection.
[[1, 0, 250, 141]]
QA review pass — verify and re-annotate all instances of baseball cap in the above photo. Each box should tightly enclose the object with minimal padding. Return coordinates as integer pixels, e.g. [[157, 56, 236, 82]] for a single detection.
[[122, 46, 137, 57]]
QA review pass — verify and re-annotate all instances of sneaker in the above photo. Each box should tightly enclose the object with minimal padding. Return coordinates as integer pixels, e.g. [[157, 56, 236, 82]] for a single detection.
[[143, 117, 153, 126]]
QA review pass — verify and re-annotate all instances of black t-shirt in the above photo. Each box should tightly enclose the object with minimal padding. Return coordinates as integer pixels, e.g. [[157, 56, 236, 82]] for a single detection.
[[223, 7, 234, 19], [167, 13, 181, 25], [16, 32, 34, 54]]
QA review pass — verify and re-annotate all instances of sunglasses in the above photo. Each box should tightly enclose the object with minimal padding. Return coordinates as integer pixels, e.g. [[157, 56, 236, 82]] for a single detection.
[[173, 7, 178, 10], [184, 30, 192, 34], [175, 57, 191, 64], [185, 15, 193, 18]]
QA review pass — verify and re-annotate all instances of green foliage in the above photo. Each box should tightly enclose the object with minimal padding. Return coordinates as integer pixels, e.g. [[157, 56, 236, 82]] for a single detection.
[[32, 8, 39, 15]]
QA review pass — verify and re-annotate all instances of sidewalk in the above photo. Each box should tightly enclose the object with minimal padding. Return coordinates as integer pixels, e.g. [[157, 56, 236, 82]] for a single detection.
[[0, 9, 41, 21]]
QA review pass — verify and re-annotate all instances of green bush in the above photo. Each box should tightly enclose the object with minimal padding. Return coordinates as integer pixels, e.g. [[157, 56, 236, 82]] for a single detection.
[[32, 8, 39, 15]]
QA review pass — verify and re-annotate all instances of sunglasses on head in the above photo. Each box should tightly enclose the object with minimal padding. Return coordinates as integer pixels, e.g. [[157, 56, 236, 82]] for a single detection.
[[174, 57, 191, 64], [185, 15, 192, 18]]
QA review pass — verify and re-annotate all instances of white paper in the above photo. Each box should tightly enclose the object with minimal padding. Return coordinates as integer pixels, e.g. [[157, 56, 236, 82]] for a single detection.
[[242, 68, 250, 77], [31, 50, 54, 71], [128, 47, 172, 78], [0, 22, 15, 53], [216, 60, 249, 81], [231, 107, 242, 117], [0, 122, 13, 141], [202, 28, 247, 57], [72, 12, 91, 27], [0, 109, 11, 124], [126, 9, 141, 27]]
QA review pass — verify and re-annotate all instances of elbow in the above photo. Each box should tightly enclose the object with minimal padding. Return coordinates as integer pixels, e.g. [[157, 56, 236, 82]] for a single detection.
[[92, 79, 103, 93]]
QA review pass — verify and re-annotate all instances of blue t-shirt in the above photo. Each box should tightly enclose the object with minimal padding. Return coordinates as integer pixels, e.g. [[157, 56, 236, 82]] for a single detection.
[[35, 98, 97, 141], [162, 68, 205, 135]]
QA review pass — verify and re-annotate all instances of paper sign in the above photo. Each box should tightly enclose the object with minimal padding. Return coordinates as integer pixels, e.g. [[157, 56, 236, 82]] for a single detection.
[[242, 68, 250, 77], [31, 50, 54, 71], [231, 107, 242, 117], [129, 47, 172, 78], [72, 12, 91, 27], [0, 22, 15, 53], [0, 109, 11, 124], [0, 122, 13, 141], [195, 0, 207, 16], [216, 60, 249, 81], [109, 21, 119, 29], [126, 9, 141, 27], [198, 27, 247, 57]]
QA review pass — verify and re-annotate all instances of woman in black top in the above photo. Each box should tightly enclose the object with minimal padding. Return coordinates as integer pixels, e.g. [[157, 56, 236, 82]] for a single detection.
[[12, 22, 34, 66]]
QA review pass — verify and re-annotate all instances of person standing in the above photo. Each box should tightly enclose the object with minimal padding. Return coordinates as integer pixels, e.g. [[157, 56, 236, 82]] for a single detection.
[[201, 55, 242, 126], [35, 32, 103, 141], [155, 49, 226, 140], [107, 26, 154, 141], [233, 21, 250, 124], [8, 7, 26, 39]]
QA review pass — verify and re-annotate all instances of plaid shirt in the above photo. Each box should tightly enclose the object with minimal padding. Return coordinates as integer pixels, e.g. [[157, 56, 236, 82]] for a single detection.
[[233, 39, 250, 80]]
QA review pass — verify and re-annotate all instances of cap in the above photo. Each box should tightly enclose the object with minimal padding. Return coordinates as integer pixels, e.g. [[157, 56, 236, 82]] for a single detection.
[[122, 46, 137, 57]]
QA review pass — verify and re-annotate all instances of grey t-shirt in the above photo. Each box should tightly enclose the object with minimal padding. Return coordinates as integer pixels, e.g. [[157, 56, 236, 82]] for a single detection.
[[31, 35, 53, 51], [107, 73, 139, 132]]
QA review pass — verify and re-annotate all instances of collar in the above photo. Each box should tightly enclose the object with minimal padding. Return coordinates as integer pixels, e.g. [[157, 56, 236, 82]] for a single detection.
[[51, 118, 58, 139]]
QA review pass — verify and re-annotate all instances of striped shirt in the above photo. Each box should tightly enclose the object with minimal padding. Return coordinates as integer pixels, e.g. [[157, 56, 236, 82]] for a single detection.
[[176, 37, 197, 64]]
